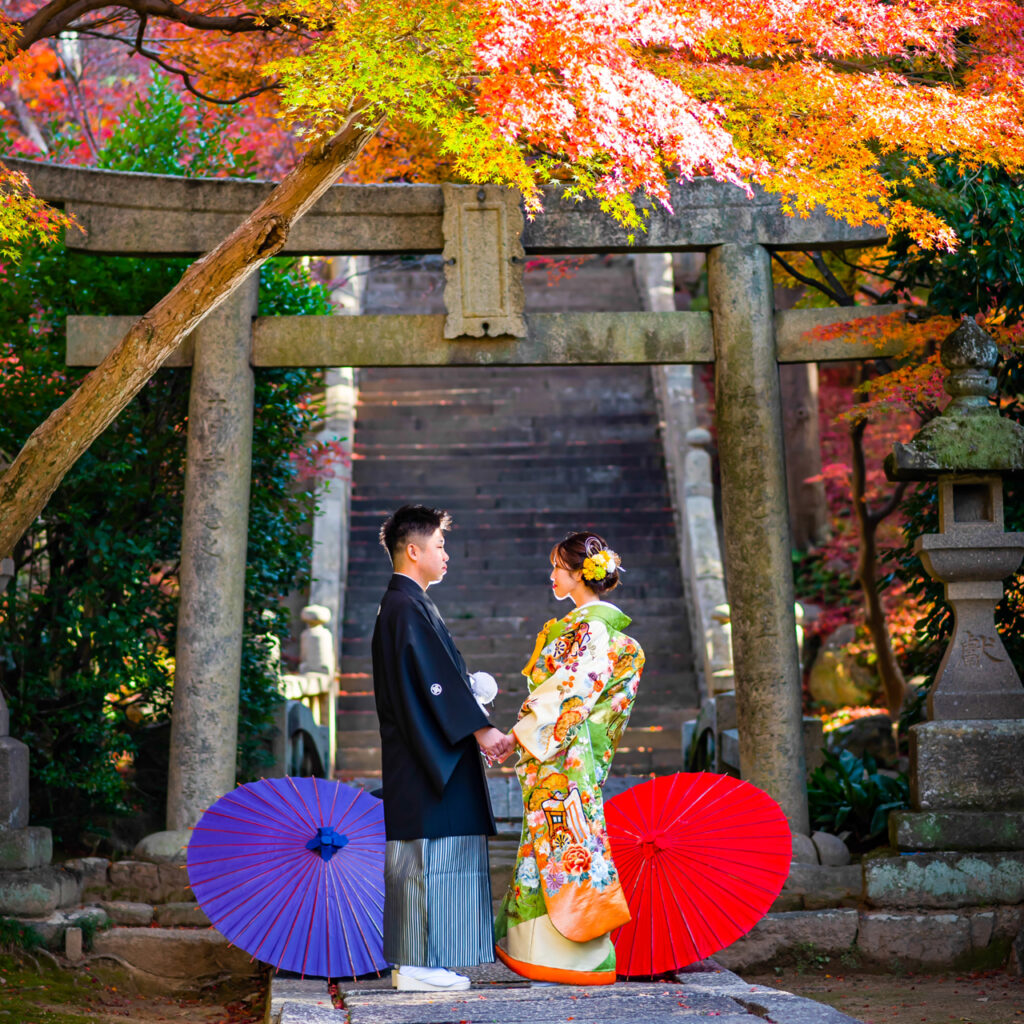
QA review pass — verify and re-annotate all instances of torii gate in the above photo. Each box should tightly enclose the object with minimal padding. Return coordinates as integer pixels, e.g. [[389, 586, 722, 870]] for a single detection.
[[14, 158, 907, 838]]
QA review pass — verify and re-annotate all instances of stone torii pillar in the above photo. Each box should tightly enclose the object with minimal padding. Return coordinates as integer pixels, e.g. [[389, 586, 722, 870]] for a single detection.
[[709, 244, 808, 831], [166, 279, 259, 831]]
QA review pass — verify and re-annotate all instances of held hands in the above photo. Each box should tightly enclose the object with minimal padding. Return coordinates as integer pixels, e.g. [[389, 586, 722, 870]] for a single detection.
[[474, 725, 515, 765]]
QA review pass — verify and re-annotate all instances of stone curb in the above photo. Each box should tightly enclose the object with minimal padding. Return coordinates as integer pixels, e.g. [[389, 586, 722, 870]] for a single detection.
[[863, 850, 1024, 908], [715, 906, 1024, 973]]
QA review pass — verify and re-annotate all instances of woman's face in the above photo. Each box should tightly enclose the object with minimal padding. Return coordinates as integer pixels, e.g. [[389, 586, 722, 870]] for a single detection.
[[550, 556, 581, 601]]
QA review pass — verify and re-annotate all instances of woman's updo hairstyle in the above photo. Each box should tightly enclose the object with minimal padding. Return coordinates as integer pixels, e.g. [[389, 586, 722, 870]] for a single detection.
[[550, 532, 623, 594]]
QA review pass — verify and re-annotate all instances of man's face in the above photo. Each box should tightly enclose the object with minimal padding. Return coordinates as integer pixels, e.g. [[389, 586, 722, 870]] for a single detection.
[[412, 528, 448, 586]]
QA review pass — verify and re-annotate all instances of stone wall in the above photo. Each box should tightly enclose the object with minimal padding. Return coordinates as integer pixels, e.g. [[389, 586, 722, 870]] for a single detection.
[[718, 851, 1024, 973]]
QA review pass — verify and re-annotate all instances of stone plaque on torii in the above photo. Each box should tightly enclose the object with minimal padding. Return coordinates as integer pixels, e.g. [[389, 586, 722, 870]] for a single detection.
[[13, 158, 911, 838]]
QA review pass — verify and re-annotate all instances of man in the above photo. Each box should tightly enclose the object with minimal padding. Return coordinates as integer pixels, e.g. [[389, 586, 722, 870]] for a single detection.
[[372, 505, 513, 992]]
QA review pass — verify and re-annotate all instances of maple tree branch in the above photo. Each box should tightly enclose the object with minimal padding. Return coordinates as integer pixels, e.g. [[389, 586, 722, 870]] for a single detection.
[[870, 479, 909, 527], [829, 251, 887, 278], [133, 39, 278, 104], [849, 414, 908, 716], [807, 251, 855, 306], [771, 251, 850, 306], [857, 282, 885, 302], [16, 0, 118, 48], [54, 43, 101, 159], [14, 0, 302, 51], [56, 13, 279, 105]]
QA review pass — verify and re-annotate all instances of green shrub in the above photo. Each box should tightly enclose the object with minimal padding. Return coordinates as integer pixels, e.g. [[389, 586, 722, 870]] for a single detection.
[[0, 918, 44, 953], [807, 749, 909, 850]]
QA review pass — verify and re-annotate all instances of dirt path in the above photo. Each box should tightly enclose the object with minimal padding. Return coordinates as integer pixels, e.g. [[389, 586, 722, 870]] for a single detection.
[[744, 968, 1024, 1024], [0, 956, 266, 1024]]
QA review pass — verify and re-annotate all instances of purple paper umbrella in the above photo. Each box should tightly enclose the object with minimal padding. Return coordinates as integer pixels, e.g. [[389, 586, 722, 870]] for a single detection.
[[187, 777, 388, 979]]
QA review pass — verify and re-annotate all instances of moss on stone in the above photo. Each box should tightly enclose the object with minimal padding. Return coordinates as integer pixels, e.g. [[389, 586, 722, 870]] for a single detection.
[[887, 412, 1024, 478], [951, 938, 1012, 973]]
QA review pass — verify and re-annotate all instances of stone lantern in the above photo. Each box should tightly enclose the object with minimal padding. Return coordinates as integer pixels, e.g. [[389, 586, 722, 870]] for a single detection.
[[885, 319, 1024, 851]]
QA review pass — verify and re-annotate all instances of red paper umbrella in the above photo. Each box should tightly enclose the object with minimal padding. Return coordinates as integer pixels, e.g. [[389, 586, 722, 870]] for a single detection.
[[605, 772, 791, 976]]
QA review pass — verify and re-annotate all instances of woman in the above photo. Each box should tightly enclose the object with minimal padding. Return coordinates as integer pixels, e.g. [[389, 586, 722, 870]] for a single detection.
[[495, 533, 645, 985]]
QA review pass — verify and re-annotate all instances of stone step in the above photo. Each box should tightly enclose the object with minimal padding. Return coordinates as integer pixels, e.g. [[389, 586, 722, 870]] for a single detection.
[[348, 538, 677, 559], [352, 493, 677, 512], [350, 489, 672, 510], [356, 399, 657, 422], [350, 480, 670, 502], [344, 561, 681, 588], [345, 565, 680, 593], [347, 574, 682, 593], [356, 432, 661, 454], [345, 565, 681, 585], [336, 684, 700, 717], [354, 403, 659, 425], [351, 458, 668, 482], [353, 412, 659, 432], [348, 522, 680, 544], [351, 438, 663, 460], [355, 364, 648, 388], [343, 571, 680, 594]]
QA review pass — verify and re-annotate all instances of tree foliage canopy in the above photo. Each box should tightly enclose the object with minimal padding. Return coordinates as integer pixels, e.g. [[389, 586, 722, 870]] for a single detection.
[[3, 0, 1024, 245]]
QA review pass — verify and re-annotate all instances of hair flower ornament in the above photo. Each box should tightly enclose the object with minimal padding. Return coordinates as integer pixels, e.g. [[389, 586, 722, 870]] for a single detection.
[[582, 548, 619, 581]]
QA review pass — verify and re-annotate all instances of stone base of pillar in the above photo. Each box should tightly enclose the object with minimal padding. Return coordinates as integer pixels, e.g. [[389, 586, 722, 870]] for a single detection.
[[910, 719, 1024, 811], [0, 865, 63, 916], [0, 825, 52, 870], [0, 735, 30, 829], [891, 810, 1024, 852], [896, 719, 1024, 853]]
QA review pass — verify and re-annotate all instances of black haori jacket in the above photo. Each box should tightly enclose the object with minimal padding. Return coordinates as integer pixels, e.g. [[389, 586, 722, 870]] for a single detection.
[[372, 574, 496, 841]]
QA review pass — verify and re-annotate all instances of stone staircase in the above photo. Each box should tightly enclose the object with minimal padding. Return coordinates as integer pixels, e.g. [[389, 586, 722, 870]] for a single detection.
[[336, 364, 699, 787]]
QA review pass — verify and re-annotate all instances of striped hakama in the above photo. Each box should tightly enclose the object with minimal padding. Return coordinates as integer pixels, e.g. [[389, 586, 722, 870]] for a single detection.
[[383, 835, 495, 967]]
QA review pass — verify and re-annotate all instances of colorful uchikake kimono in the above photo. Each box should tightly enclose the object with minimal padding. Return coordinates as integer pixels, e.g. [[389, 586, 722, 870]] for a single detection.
[[495, 601, 645, 984]]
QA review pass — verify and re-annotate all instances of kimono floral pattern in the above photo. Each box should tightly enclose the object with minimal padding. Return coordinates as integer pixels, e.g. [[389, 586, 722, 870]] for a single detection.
[[497, 601, 644, 947]]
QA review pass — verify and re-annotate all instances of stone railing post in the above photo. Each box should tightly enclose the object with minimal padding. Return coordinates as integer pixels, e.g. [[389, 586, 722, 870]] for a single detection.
[[683, 429, 734, 696], [707, 242, 809, 834], [636, 254, 732, 698], [309, 367, 356, 653], [166, 277, 259, 832]]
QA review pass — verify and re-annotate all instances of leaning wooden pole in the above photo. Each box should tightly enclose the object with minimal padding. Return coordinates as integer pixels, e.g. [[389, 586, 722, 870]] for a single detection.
[[0, 105, 379, 559]]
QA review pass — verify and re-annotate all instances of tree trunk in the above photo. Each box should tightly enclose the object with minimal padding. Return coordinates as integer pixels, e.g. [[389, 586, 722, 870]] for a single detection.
[[0, 106, 380, 559], [850, 416, 908, 717]]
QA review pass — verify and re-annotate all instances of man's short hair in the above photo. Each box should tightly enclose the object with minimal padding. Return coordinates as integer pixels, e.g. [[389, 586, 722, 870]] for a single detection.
[[379, 505, 453, 561]]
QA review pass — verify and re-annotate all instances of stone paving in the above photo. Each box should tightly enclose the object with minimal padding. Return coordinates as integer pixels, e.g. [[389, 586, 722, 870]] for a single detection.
[[269, 960, 864, 1024]]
